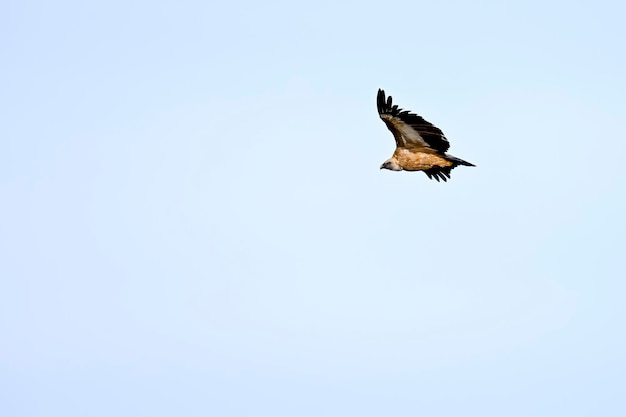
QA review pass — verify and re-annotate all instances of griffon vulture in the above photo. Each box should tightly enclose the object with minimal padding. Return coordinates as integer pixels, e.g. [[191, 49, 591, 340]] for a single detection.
[[377, 89, 475, 182]]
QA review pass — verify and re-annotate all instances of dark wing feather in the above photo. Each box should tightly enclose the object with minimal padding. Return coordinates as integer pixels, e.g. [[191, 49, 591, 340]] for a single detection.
[[377, 89, 450, 153], [424, 166, 452, 182]]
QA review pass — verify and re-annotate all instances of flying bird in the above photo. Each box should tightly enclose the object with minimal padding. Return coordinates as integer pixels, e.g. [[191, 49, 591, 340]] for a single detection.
[[377, 89, 475, 182]]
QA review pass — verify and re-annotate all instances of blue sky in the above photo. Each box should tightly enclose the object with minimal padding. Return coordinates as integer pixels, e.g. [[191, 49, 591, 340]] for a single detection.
[[1, 0, 625, 415]]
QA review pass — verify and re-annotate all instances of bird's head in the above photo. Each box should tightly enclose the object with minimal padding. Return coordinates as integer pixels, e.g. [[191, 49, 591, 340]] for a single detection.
[[380, 157, 403, 171]]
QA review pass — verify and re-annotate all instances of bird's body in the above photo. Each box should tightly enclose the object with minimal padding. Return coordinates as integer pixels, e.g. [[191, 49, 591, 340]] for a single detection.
[[392, 148, 452, 171], [377, 89, 474, 182]]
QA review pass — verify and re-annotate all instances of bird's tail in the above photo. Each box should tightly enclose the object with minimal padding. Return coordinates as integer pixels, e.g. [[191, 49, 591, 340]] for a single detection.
[[424, 155, 475, 182], [446, 155, 475, 167]]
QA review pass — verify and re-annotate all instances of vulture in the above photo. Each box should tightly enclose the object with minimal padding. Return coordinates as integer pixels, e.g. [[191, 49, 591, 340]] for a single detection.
[[377, 89, 475, 182]]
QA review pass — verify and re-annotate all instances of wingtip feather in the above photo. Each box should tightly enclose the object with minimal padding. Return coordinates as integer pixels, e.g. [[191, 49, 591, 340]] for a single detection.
[[377, 89, 386, 114]]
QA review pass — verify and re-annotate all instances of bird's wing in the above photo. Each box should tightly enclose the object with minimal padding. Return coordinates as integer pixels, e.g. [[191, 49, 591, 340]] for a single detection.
[[377, 89, 450, 153]]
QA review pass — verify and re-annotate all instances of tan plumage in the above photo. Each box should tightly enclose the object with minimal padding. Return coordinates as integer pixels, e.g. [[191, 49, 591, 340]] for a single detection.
[[377, 89, 475, 182]]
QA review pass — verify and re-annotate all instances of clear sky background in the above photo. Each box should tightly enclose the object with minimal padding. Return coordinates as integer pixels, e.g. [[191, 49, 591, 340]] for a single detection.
[[2, 0, 625, 416]]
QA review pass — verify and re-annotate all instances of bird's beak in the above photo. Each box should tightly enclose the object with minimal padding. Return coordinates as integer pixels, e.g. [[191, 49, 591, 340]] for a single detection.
[[379, 165, 384, 170]]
